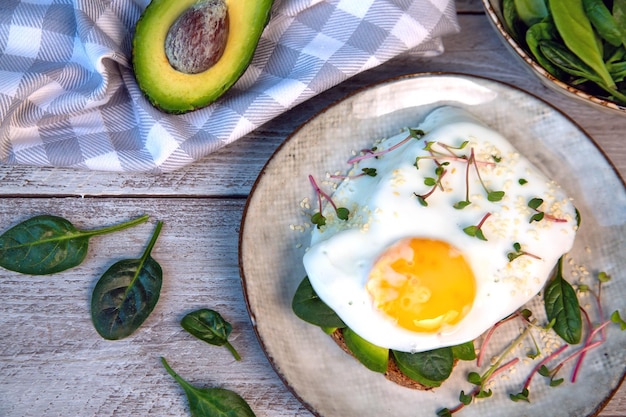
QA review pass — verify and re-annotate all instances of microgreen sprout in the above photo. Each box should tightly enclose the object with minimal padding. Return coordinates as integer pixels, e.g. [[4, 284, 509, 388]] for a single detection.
[[453, 147, 504, 209], [463, 212, 491, 241], [518, 178, 528, 185], [507, 242, 542, 262], [415, 165, 447, 207], [527, 197, 567, 223], [330, 167, 377, 180], [308, 175, 349, 229], [347, 129, 424, 164]]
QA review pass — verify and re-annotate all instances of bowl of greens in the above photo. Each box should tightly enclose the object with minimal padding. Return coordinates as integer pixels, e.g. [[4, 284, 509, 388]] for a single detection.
[[483, 0, 626, 114]]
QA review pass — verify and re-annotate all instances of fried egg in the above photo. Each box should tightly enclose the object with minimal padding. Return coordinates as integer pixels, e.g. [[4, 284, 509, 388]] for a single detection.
[[302, 106, 578, 353]]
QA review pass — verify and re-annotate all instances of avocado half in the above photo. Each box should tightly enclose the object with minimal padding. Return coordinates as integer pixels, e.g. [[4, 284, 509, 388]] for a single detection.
[[132, 0, 273, 114]]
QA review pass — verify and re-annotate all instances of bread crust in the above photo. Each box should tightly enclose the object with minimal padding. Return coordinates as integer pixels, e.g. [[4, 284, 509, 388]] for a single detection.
[[329, 328, 435, 391]]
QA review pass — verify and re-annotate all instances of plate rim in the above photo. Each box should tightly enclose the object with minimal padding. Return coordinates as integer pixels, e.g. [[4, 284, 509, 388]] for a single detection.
[[238, 71, 626, 417]]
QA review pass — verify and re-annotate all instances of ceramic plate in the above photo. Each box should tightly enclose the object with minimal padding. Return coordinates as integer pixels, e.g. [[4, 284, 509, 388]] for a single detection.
[[239, 73, 626, 417]]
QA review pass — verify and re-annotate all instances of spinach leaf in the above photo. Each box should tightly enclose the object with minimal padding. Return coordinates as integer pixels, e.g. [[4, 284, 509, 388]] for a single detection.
[[181, 309, 241, 361], [526, 19, 563, 76], [451, 340, 476, 361], [514, 0, 548, 26], [549, 0, 616, 89], [0, 214, 149, 275], [91, 221, 163, 340], [544, 257, 582, 345], [392, 347, 454, 388], [614, 0, 626, 47], [291, 276, 345, 329], [161, 357, 256, 417], [583, 0, 623, 47]]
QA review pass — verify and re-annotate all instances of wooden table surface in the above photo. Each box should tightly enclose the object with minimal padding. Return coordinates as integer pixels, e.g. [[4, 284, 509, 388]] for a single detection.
[[1, 1, 624, 416]]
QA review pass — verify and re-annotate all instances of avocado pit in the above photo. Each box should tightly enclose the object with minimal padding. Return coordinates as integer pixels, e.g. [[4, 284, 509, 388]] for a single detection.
[[164, 0, 229, 74]]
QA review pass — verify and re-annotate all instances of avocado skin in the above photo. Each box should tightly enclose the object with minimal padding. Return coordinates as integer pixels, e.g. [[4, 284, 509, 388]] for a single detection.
[[132, 0, 274, 114]]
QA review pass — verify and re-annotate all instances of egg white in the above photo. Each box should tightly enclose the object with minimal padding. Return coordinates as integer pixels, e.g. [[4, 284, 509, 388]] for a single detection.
[[302, 106, 578, 353]]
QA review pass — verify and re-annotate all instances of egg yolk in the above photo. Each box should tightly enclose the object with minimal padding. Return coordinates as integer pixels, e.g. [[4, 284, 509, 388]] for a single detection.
[[366, 238, 476, 333]]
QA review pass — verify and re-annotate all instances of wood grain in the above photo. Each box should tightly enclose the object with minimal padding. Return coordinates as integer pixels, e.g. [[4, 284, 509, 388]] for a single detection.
[[0, 1, 624, 416]]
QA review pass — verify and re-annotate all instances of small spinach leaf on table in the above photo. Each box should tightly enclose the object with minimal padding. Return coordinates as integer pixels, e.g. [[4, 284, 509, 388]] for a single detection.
[[91, 220, 163, 340], [0, 214, 149, 275], [181, 309, 241, 361], [544, 257, 582, 345], [161, 357, 256, 417]]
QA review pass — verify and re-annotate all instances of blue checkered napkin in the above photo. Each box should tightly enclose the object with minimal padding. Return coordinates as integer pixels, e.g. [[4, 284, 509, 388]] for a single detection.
[[0, 0, 459, 172]]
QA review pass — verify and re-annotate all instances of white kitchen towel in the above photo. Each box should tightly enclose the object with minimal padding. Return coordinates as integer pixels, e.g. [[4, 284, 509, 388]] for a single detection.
[[0, 0, 459, 172]]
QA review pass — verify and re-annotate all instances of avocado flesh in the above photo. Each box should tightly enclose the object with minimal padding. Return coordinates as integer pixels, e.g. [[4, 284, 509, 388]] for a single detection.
[[343, 328, 389, 374], [132, 0, 273, 114]]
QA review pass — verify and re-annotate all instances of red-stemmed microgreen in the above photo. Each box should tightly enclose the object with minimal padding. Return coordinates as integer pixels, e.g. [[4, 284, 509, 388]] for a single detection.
[[510, 343, 569, 402], [414, 164, 448, 207], [528, 197, 568, 223], [329, 167, 377, 180], [438, 358, 520, 416], [308, 175, 349, 229], [463, 212, 491, 241], [507, 242, 543, 262], [453, 148, 504, 209], [347, 128, 424, 164]]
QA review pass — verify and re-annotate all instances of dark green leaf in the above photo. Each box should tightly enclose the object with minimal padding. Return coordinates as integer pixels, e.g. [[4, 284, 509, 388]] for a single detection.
[[538, 365, 551, 376], [544, 257, 582, 344], [392, 347, 454, 387], [161, 357, 256, 417], [487, 190, 505, 202], [454, 200, 471, 210], [476, 389, 493, 398], [424, 177, 437, 186], [436, 408, 452, 417], [361, 167, 377, 177], [311, 212, 326, 228], [530, 212, 545, 223], [528, 197, 544, 210], [514, 0, 548, 26], [291, 277, 345, 329], [611, 310, 626, 330], [583, 0, 622, 47], [549, 0, 616, 88], [91, 221, 163, 340], [467, 371, 482, 385], [550, 377, 564, 386], [451, 341, 476, 361], [335, 207, 350, 221], [416, 195, 428, 207], [181, 309, 241, 360], [0, 214, 149, 275], [459, 390, 473, 405], [510, 388, 530, 402], [518, 178, 528, 185]]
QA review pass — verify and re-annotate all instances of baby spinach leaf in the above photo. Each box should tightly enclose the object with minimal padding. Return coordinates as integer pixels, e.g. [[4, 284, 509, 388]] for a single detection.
[[161, 357, 256, 417], [526, 19, 563, 76], [91, 221, 163, 340], [583, 0, 623, 47], [544, 257, 582, 344], [292, 276, 346, 329], [514, 0, 548, 26], [392, 347, 454, 388], [182, 309, 241, 361], [549, 0, 616, 89], [451, 340, 476, 361], [0, 214, 149, 275]]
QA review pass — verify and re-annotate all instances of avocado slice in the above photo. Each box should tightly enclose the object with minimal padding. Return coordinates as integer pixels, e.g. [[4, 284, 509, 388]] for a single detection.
[[132, 0, 273, 114], [343, 327, 389, 374]]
